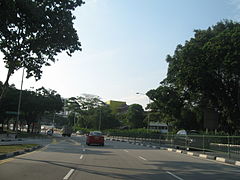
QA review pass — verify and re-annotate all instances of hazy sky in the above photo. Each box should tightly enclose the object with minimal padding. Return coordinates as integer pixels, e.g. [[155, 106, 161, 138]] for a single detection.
[[0, 0, 240, 108]]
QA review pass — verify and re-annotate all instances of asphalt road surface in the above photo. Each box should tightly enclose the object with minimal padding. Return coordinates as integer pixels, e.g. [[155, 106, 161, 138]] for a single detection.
[[0, 135, 239, 180]]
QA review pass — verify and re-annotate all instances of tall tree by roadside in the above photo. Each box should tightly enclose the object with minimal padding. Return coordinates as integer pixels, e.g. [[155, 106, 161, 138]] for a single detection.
[[0, 0, 84, 102], [166, 20, 240, 132], [146, 85, 184, 127], [66, 94, 106, 128], [126, 104, 145, 128]]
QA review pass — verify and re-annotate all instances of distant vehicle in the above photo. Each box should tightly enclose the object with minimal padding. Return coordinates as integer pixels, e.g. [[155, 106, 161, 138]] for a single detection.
[[47, 129, 53, 136], [76, 130, 84, 135], [86, 131, 104, 146], [61, 126, 72, 137], [174, 130, 206, 150]]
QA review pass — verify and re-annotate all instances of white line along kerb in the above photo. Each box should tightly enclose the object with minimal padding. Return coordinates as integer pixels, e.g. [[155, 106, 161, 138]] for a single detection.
[[138, 156, 147, 161], [63, 169, 75, 180], [166, 171, 184, 180]]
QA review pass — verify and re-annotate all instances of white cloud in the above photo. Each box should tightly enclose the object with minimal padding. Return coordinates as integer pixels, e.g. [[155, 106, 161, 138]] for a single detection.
[[122, 94, 150, 110]]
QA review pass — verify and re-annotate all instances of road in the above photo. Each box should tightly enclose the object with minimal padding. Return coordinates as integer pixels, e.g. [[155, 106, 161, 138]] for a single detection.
[[0, 135, 239, 180]]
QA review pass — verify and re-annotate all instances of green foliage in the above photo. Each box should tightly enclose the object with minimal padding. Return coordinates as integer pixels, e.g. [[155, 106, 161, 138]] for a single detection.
[[0, 0, 83, 105], [0, 0, 83, 81], [147, 85, 183, 125], [0, 83, 64, 132], [146, 20, 240, 133], [165, 20, 240, 132], [126, 104, 145, 128], [65, 94, 120, 130]]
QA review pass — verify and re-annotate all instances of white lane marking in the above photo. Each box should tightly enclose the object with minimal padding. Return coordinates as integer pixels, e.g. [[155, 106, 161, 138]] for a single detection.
[[166, 171, 184, 180], [138, 156, 147, 161], [80, 155, 83, 159], [124, 150, 129, 153], [83, 149, 86, 152], [63, 169, 75, 180]]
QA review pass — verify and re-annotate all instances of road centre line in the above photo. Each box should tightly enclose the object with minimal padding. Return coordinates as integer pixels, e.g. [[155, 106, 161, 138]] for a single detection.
[[69, 139, 81, 146], [124, 150, 129, 153], [166, 171, 184, 180], [63, 169, 75, 180], [138, 156, 147, 161], [80, 155, 83, 159]]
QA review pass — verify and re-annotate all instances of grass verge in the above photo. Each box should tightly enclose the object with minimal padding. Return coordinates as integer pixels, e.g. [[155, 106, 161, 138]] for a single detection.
[[0, 144, 38, 154]]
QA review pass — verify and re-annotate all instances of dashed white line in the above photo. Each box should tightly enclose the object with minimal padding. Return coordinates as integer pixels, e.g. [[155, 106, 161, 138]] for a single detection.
[[138, 156, 147, 161], [166, 171, 184, 180], [124, 150, 129, 153], [63, 169, 75, 180], [80, 155, 83, 159]]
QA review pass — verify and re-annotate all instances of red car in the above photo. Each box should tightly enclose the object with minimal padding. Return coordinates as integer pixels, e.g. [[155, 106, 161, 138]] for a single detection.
[[86, 131, 104, 146]]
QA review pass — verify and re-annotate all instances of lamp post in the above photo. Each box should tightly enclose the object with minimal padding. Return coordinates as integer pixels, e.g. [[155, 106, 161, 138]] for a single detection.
[[99, 107, 102, 131], [16, 67, 25, 138], [98, 101, 107, 131], [136, 92, 151, 132]]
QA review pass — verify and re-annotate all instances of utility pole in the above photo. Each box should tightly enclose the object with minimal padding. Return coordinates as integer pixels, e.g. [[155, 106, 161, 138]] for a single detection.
[[16, 67, 25, 138]]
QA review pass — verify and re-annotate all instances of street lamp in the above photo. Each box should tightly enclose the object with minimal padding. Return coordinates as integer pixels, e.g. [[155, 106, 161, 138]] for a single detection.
[[98, 101, 107, 131], [136, 92, 151, 132], [16, 67, 25, 138]]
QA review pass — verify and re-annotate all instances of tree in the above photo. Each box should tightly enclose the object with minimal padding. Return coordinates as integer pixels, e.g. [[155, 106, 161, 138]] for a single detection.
[[126, 104, 145, 128], [66, 95, 120, 130], [0, 83, 18, 132], [0, 83, 64, 133], [147, 85, 184, 128], [0, 0, 84, 102], [66, 94, 105, 128], [165, 20, 240, 132]]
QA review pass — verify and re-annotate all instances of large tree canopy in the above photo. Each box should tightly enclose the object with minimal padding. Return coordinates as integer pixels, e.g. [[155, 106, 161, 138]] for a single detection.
[[165, 20, 240, 132], [0, 0, 83, 99], [126, 104, 145, 128]]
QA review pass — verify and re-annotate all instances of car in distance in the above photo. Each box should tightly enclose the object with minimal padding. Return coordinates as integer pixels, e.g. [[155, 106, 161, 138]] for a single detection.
[[61, 126, 72, 137], [46, 129, 53, 136], [174, 130, 201, 150], [86, 131, 104, 146], [76, 130, 84, 135]]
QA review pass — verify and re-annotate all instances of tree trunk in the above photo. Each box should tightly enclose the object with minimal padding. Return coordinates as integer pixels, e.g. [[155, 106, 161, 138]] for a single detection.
[[27, 123, 31, 133], [0, 123, 3, 132], [31, 123, 35, 133], [7, 118, 10, 130], [13, 121, 16, 131]]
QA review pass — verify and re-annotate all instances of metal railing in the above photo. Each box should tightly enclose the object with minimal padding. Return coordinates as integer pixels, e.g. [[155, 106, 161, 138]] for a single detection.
[[110, 133, 240, 160]]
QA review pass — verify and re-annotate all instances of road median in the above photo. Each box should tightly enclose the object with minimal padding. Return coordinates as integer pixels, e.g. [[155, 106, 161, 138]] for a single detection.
[[0, 144, 42, 160]]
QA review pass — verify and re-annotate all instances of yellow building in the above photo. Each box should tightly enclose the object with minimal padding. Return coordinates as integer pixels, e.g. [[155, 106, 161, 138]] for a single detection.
[[105, 100, 128, 114]]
